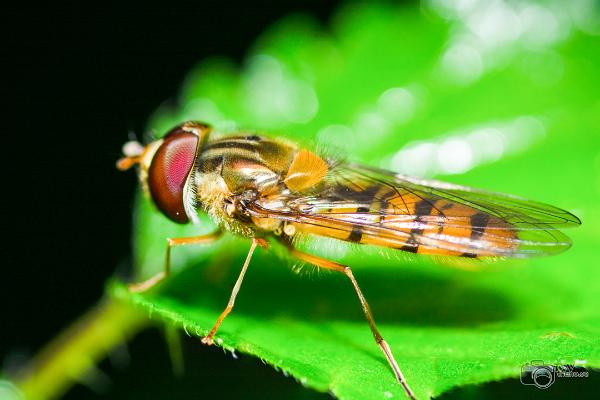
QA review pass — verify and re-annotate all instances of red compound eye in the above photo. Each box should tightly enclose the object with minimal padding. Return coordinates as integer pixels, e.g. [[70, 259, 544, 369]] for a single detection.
[[148, 128, 199, 223]]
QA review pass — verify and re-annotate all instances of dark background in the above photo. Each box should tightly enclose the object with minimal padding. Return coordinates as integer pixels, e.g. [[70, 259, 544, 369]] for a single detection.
[[3, 1, 598, 399], [2, 1, 338, 398]]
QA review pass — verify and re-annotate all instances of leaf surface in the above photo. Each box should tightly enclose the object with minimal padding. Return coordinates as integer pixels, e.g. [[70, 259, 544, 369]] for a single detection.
[[112, 2, 600, 398]]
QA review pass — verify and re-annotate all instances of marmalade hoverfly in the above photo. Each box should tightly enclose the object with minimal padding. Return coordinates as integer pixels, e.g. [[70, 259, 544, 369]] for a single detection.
[[117, 121, 580, 399]]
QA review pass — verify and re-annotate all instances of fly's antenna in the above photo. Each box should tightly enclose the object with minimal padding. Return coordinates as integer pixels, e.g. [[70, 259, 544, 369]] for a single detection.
[[116, 140, 145, 170], [127, 129, 139, 142], [144, 128, 157, 143]]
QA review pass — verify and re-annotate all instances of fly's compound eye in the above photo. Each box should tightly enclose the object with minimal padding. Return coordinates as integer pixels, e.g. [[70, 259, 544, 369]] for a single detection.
[[148, 127, 199, 223]]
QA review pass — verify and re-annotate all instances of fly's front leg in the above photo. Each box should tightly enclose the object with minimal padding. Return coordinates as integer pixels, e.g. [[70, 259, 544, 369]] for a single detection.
[[128, 230, 223, 293], [285, 246, 416, 400], [201, 237, 268, 345]]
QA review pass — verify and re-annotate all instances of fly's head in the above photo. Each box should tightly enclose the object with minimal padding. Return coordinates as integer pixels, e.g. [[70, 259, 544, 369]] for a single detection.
[[117, 121, 211, 224]]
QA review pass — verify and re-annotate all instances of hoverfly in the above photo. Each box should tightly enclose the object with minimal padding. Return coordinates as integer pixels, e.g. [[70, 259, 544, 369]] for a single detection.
[[117, 121, 580, 399]]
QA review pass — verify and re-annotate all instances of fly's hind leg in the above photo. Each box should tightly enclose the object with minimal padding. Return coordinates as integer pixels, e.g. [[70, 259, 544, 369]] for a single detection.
[[128, 230, 223, 293], [285, 246, 416, 400], [201, 237, 268, 345]]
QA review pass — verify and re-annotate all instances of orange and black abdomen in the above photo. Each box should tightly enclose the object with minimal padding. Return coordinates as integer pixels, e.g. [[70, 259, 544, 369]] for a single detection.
[[289, 182, 517, 258]]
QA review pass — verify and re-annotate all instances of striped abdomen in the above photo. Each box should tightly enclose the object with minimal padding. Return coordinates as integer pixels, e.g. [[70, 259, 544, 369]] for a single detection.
[[285, 183, 517, 257]]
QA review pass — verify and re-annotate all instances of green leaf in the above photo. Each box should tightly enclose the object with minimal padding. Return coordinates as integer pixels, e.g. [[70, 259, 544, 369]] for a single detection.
[[112, 2, 600, 399]]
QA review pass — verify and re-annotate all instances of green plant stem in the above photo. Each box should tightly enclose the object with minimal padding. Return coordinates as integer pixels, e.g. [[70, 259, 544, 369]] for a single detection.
[[11, 298, 147, 400]]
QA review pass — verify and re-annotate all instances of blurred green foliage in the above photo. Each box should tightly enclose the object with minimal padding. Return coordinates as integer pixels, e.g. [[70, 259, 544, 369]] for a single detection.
[[113, 1, 600, 398]]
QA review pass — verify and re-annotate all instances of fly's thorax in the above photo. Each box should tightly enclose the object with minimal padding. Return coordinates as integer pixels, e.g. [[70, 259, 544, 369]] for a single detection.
[[186, 133, 331, 236], [185, 135, 294, 235], [196, 135, 298, 193], [193, 134, 330, 195]]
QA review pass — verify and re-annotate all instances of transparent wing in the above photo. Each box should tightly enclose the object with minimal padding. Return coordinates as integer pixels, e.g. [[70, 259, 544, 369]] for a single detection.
[[246, 162, 580, 258], [344, 164, 580, 226]]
